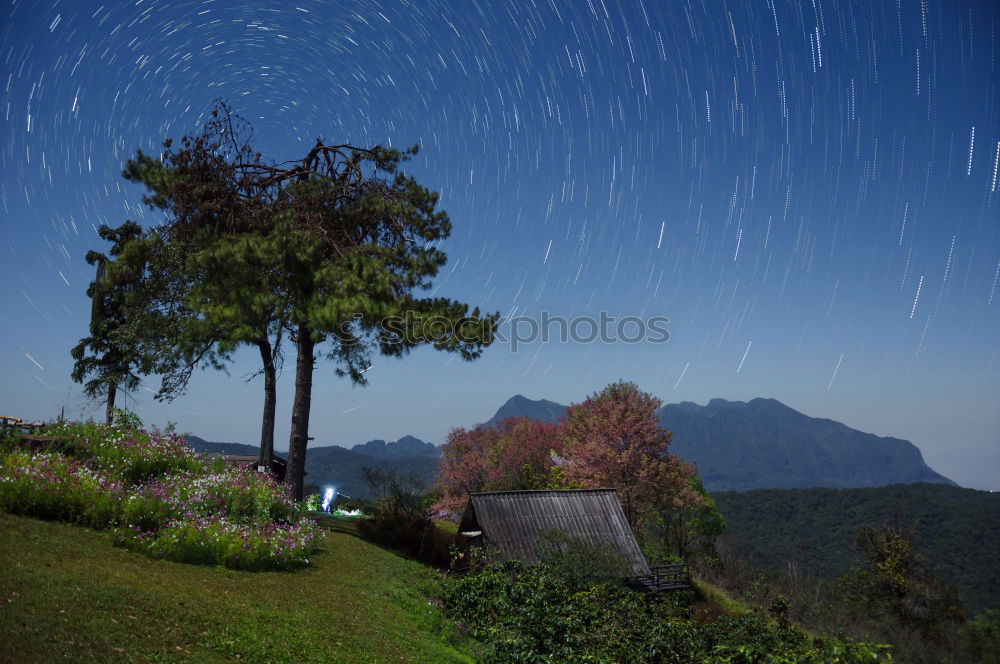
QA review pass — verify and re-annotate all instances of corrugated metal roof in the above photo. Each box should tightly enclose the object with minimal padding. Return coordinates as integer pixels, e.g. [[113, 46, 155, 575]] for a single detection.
[[458, 489, 650, 576]]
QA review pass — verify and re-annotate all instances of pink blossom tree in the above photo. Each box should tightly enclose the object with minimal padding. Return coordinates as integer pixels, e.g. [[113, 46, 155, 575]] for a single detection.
[[559, 381, 698, 533], [433, 416, 560, 517]]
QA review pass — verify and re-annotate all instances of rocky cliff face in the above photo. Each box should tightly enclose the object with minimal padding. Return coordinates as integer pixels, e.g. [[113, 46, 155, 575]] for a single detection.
[[479, 395, 954, 491], [657, 397, 954, 491], [350, 435, 439, 459]]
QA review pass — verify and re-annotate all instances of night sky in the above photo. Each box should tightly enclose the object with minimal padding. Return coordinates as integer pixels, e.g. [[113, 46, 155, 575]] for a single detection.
[[1, 0, 998, 489]]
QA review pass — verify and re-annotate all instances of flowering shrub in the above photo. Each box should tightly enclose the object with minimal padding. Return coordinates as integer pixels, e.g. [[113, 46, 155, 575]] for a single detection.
[[0, 422, 319, 571], [118, 517, 317, 571], [136, 466, 299, 524], [0, 450, 129, 528], [37, 421, 203, 483]]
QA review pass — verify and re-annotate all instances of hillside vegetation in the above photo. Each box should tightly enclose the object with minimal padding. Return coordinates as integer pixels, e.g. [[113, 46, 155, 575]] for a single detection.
[[0, 512, 473, 664], [713, 483, 1000, 614]]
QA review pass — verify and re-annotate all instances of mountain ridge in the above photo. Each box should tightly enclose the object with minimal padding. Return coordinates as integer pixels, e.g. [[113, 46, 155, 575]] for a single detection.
[[185, 393, 955, 497], [184, 435, 439, 500], [478, 394, 954, 491]]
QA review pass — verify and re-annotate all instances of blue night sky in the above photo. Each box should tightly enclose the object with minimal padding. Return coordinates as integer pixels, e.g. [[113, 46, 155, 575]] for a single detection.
[[1, 0, 997, 489]]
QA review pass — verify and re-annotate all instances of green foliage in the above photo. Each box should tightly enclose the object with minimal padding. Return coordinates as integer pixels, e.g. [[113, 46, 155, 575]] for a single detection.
[[959, 610, 1000, 664], [841, 518, 965, 639], [768, 594, 791, 627], [646, 475, 726, 564], [110, 407, 143, 431], [535, 528, 636, 585], [70, 222, 146, 414], [71, 220, 209, 421], [357, 467, 455, 567], [117, 516, 316, 571], [543, 463, 586, 490], [11, 420, 202, 484], [712, 484, 1000, 614], [357, 509, 455, 568], [443, 563, 891, 663]]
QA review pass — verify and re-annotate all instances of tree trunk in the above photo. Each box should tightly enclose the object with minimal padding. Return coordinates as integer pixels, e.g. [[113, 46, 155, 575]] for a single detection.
[[257, 339, 277, 471], [105, 383, 117, 425], [285, 325, 315, 501]]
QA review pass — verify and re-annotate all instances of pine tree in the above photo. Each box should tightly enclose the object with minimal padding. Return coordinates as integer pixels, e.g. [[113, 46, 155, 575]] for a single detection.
[[122, 152, 290, 468], [70, 222, 201, 423], [126, 101, 499, 499], [71, 222, 145, 424]]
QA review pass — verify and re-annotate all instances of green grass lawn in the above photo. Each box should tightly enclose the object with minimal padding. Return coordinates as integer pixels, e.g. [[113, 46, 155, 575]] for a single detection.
[[0, 512, 476, 664]]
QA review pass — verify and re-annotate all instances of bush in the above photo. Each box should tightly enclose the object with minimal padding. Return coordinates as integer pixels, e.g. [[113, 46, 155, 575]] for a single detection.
[[356, 466, 454, 567], [535, 527, 637, 584], [959, 610, 1000, 664], [0, 422, 319, 572], [117, 516, 318, 571], [19, 420, 203, 483], [442, 562, 892, 663], [357, 508, 454, 568]]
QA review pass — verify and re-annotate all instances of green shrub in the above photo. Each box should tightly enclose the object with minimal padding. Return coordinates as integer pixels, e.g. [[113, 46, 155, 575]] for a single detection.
[[442, 562, 892, 663], [959, 609, 1000, 664], [117, 517, 318, 571], [535, 527, 637, 584], [357, 508, 454, 568]]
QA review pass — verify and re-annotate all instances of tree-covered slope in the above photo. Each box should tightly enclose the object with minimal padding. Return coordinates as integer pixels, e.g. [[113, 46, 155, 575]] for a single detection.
[[304, 445, 440, 499], [185, 436, 440, 499], [712, 483, 1000, 614], [661, 398, 953, 491]]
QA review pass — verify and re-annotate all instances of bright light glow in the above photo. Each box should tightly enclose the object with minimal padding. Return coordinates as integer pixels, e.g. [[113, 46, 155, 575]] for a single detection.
[[321, 487, 335, 512], [334, 508, 362, 517]]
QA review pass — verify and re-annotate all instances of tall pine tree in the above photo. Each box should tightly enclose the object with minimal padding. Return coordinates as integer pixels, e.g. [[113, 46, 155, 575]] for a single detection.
[[127, 101, 499, 499], [122, 150, 290, 468], [71, 222, 202, 423], [71, 222, 145, 424]]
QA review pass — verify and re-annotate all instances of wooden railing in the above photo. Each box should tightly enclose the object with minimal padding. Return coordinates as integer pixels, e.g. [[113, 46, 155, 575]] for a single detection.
[[634, 563, 691, 591], [1, 417, 68, 449], [1, 416, 47, 433]]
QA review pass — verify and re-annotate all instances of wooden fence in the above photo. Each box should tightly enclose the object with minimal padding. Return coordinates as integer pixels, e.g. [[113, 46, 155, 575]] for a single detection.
[[632, 563, 691, 592]]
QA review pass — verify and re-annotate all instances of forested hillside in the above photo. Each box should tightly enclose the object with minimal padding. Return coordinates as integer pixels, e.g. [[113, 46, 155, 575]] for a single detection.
[[185, 436, 439, 500], [713, 483, 1000, 614]]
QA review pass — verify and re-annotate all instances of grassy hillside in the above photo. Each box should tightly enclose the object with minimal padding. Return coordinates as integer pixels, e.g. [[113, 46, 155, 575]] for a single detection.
[[713, 483, 1000, 614], [0, 512, 474, 664]]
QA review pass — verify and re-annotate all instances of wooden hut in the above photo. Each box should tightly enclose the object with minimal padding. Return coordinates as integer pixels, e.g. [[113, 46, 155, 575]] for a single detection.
[[457, 489, 689, 590]]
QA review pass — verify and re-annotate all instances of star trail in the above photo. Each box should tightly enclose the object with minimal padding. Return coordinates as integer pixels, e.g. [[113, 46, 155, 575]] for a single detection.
[[1, 0, 998, 488]]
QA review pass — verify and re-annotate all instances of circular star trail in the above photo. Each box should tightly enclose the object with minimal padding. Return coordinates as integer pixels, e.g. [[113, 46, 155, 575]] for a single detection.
[[1, 0, 998, 487]]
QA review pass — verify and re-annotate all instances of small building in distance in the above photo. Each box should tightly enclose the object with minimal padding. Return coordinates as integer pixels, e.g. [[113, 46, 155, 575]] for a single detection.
[[204, 453, 288, 483], [457, 488, 651, 577]]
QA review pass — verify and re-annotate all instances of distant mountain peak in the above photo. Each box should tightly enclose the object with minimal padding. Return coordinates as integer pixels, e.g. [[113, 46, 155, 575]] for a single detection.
[[350, 436, 439, 459], [483, 394, 568, 427], [658, 398, 954, 491], [478, 393, 954, 491], [707, 397, 733, 408]]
